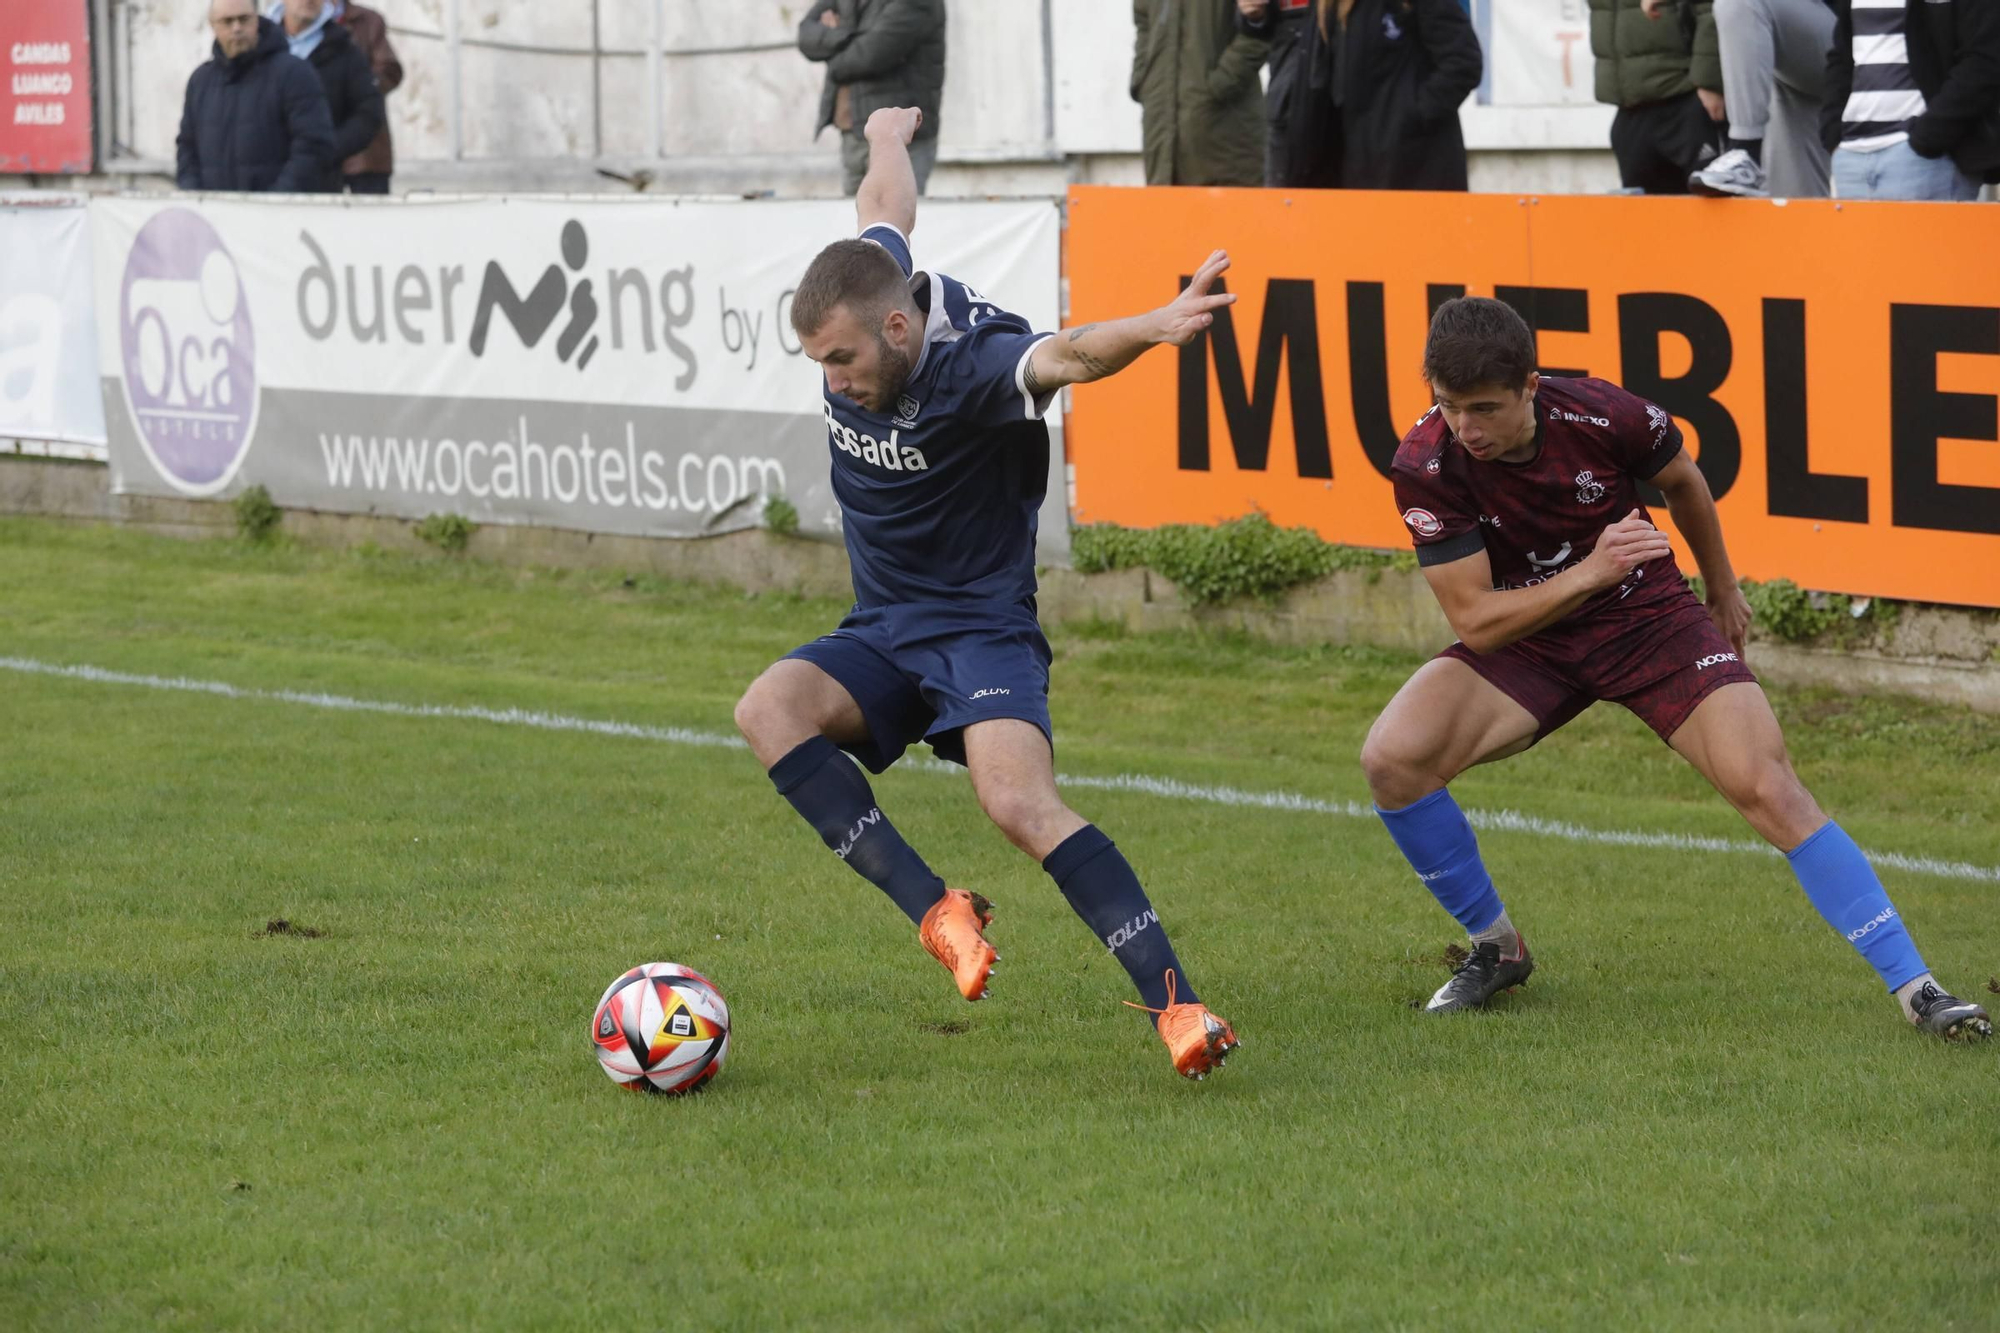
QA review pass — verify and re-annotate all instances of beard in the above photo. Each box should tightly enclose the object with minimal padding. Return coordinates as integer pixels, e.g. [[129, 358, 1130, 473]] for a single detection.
[[868, 334, 913, 413]]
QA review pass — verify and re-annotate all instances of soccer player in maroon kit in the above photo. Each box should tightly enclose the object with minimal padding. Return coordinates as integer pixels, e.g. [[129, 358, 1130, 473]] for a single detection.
[[1362, 297, 1989, 1038]]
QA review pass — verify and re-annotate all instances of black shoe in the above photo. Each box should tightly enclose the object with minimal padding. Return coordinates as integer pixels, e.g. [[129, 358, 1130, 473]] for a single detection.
[[1908, 982, 1992, 1041], [1425, 936, 1534, 1013]]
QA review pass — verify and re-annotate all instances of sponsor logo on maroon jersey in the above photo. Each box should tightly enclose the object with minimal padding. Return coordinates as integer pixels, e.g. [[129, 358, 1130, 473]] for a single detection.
[[1695, 652, 1740, 669], [1556, 409, 1611, 427], [1425, 456, 1441, 474], [1403, 507, 1442, 537]]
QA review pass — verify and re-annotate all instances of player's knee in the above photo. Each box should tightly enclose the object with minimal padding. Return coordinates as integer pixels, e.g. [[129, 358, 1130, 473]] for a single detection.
[[976, 784, 1058, 845], [1359, 728, 1420, 802], [733, 674, 793, 748]]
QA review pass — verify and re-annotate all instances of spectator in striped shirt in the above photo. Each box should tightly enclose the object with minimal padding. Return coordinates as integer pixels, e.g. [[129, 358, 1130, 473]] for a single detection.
[[1822, 0, 2000, 200]]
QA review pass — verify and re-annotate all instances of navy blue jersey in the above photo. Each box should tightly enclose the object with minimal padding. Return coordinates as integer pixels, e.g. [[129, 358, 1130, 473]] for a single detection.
[[821, 224, 1055, 608]]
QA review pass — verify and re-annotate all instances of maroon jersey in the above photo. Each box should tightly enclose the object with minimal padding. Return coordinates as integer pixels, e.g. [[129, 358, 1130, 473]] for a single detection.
[[1392, 376, 1688, 624]]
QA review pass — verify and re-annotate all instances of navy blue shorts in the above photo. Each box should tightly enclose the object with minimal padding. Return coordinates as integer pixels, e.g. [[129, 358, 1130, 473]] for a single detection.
[[784, 600, 1054, 773]]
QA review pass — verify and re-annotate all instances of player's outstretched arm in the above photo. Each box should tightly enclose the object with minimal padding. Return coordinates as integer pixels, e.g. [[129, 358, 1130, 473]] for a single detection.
[[1424, 511, 1672, 654], [1022, 249, 1238, 399], [1651, 449, 1753, 655], [856, 106, 921, 240]]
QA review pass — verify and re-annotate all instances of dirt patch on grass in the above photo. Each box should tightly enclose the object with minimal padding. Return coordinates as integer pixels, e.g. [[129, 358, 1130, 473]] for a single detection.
[[919, 1020, 970, 1036], [1986, 977, 1998, 996], [253, 918, 324, 939]]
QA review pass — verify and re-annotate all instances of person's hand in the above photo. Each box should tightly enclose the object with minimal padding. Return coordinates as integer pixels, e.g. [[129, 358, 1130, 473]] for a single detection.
[[819, 8, 839, 27], [1154, 250, 1237, 346], [1639, 0, 1670, 18], [1705, 581, 1753, 657], [1582, 510, 1673, 589], [1697, 87, 1725, 122], [864, 106, 921, 146], [1237, 0, 1270, 16]]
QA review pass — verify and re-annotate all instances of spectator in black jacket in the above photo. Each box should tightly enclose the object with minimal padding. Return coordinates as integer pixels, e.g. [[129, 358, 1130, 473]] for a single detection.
[[798, 0, 947, 197], [1236, 0, 1322, 186], [176, 0, 334, 192], [1822, 0, 2000, 200], [266, 0, 382, 192], [1285, 0, 1484, 191]]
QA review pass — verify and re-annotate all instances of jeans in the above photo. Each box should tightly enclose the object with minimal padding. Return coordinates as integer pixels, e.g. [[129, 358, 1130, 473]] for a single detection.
[[1832, 140, 1980, 202], [840, 132, 938, 197]]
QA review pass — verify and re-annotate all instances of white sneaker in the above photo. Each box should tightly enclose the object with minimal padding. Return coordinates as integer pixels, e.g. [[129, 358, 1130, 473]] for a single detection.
[[1689, 148, 1768, 197]]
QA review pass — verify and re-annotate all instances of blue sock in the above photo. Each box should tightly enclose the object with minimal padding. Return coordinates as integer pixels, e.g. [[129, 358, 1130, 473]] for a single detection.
[[1044, 825, 1194, 1015], [1786, 821, 1926, 992], [769, 736, 946, 926], [1375, 788, 1505, 934]]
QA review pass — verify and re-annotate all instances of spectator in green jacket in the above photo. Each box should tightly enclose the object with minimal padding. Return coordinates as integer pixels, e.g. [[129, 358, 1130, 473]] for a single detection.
[[1132, 0, 1270, 186], [1591, 0, 1726, 194], [799, 0, 946, 197]]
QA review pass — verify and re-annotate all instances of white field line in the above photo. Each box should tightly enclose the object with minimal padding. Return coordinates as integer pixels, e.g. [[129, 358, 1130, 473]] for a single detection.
[[7, 655, 1996, 886]]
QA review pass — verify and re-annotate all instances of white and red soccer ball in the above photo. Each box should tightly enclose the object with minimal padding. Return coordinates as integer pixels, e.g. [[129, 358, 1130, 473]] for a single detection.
[[591, 962, 731, 1094]]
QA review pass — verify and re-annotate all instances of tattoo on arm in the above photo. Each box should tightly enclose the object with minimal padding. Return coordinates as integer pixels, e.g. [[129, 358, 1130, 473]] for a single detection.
[[1072, 346, 1113, 379], [1066, 324, 1098, 342], [1022, 353, 1048, 399]]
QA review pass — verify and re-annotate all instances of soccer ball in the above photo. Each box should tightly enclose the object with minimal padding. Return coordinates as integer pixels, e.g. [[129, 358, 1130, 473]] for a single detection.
[[590, 962, 731, 1094]]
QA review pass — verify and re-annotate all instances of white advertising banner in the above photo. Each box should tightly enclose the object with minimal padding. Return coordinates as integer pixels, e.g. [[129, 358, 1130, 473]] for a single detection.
[[90, 195, 1065, 550], [1, 195, 106, 451]]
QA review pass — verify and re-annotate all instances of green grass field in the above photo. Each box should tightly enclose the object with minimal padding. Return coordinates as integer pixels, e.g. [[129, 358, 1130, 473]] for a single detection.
[[3, 517, 1996, 1331]]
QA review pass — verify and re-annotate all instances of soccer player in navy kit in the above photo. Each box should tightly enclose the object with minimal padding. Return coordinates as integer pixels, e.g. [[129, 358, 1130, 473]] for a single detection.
[[732, 106, 1242, 1078], [1363, 297, 1989, 1039]]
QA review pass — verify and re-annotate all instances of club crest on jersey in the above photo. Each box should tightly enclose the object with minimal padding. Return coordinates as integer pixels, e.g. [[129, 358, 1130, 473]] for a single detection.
[[892, 394, 921, 428], [1402, 507, 1442, 538], [1574, 470, 1606, 504], [1424, 456, 1442, 475], [1646, 404, 1671, 445]]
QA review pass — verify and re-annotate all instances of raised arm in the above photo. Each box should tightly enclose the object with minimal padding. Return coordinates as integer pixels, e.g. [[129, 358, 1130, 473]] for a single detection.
[[1421, 511, 1671, 655], [856, 106, 920, 238], [1022, 249, 1238, 399]]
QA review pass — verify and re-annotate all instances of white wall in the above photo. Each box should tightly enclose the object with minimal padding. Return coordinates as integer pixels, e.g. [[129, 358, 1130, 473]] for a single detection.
[[103, 0, 1612, 194]]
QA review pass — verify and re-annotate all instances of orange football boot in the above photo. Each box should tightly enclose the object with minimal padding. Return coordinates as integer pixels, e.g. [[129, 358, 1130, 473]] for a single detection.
[[918, 889, 998, 1001], [1126, 970, 1239, 1080]]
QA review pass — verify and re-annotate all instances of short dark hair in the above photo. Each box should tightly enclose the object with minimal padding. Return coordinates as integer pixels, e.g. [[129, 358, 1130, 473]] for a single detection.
[[1422, 297, 1538, 394], [790, 239, 914, 339]]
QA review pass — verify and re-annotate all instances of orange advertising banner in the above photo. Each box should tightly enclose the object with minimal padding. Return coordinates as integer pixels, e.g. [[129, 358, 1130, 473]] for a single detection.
[[1065, 185, 2000, 610]]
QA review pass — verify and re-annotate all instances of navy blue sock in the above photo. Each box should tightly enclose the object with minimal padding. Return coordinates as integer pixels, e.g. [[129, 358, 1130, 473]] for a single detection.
[[769, 736, 945, 926], [1375, 788, 1505, 934], [1044, 825, 1195, 1015], [1727, 136, 1763, 165], [1787, 820, 1927, 992]]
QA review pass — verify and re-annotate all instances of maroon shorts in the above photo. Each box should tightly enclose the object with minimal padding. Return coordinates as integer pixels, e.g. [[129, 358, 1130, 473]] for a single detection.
[[1439, 592, 1759, 744]]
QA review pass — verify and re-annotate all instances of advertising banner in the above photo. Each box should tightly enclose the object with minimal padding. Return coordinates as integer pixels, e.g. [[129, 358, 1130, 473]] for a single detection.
[[1066, 185, 2000, 610], [93, 195, 1064, 549], [1, 196, 105, 449], [1, 0, 93, 174]]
